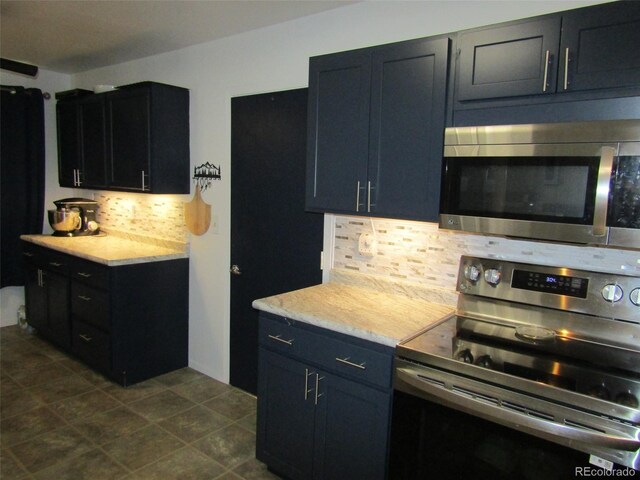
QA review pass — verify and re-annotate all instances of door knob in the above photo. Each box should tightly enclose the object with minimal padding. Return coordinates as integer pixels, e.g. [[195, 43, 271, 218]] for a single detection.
[[230, 265, 242, 275]]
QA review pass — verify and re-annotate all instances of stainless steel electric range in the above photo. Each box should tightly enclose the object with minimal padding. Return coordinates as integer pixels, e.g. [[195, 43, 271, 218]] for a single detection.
[[391, 256, 639, 479]]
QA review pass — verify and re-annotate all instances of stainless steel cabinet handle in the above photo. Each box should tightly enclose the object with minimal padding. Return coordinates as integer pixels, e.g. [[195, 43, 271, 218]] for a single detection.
[[77, 272, 92, 278], [267, 334, 293, 346], [314, 374, 325, 405], [79, 334, 93, 342], [23, 252, 34, 257], [37, 269, 44, 287], [355, 181, 361, 212], [367, 181, 372, 213], [230, 265, 242, 275], [141, 170, 150, 191], [336, 357, 366, 370], [78, 295, 92, 301], [542, 50, 550, 92], [73, 169, 77, 186], [76, 169, 82, 186], [304, 368, 315, 400], [49, 262, 62, 267], [563, 47, 570, 90]]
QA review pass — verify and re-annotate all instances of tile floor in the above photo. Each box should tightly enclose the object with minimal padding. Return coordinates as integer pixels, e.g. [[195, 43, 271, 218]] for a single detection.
[[0, 324, 280, 479]]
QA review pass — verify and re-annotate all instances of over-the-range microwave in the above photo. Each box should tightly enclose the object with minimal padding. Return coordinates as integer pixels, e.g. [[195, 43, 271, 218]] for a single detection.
[[439, 119, 640, 249]]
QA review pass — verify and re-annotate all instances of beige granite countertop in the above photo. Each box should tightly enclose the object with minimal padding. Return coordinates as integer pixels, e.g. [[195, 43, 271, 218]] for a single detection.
[[20, 233, 188, 266], [252, 282, 455, 347]]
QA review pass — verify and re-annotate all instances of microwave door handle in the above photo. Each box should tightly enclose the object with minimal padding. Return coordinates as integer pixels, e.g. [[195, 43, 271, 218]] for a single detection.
[[396, 367, 640, 452], [592, 146, 615, 238]]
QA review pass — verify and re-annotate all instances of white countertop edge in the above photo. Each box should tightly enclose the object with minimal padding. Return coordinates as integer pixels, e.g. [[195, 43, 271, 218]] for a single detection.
[[20, 235, 189, 266], [252, 299, 399, 347]]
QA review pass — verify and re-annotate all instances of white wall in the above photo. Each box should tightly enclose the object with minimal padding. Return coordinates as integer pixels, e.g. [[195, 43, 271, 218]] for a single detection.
[[70, 0, 605, 382], [0, 69, 73, 327]]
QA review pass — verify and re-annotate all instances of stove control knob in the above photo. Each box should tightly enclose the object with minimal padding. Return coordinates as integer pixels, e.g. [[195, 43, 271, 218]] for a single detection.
[[456, 349, 474, 364], [587, 384, 611, 401], [630, 288, 640, 306], [475, 355, 494, 369], [615, 391, 639, 409], [601, 284, 623, 303], [484, 268, 501, 286], [87, 220, 99, 231], [464, 264, 481, 283]]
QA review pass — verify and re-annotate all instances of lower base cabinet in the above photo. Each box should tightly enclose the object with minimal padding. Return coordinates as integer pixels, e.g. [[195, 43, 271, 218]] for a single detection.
[[22, 241, 188, 386], [256, 313, 393, 480]]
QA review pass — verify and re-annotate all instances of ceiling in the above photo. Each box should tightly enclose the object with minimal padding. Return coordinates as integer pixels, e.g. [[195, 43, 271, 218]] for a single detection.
[[0, 0, 356, 74]]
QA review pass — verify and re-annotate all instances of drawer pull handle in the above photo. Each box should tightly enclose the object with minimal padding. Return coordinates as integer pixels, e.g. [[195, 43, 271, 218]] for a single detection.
[[77, 272, 92, 278], [49, 262, 63, 267], [336, 357, 366, 370], [78, 295, 92, 301], [268, 334, 294, 346], [79, 334, 93, 342], [23, 252, 34, 257], [304, 368, 315, 400]]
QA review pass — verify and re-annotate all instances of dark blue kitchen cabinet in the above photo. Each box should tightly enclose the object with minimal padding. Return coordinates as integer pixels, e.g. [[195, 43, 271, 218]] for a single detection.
[[22, 241, 189, 386], [256, 313, 394, 480], [306, 50, 371, 214], [57, 91, 110, 189], [306, 37, 450, 221], [559, 1, 640, 93], [56, 82, 189, 193], [456, 2, 640, 103], [456, 17, 560, 101]]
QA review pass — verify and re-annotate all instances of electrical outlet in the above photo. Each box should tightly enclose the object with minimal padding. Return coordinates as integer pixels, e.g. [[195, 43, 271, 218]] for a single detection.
[[211, 214, 219, 234], [358, 233, 377, 256]]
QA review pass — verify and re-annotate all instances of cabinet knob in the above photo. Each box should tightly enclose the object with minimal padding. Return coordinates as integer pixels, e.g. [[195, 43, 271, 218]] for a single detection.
[[230, 264, 242, 275]]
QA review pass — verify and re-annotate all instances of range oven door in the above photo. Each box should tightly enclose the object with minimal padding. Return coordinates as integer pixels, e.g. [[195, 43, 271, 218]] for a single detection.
[[390, 360, 640, 479]]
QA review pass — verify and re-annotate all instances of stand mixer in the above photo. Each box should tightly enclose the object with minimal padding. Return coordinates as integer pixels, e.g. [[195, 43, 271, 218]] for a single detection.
[[48, 198, 100, 237]]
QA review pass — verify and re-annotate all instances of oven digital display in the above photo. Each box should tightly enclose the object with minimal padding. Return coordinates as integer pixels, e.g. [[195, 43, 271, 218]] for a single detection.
[[511, 269, 589, 298]]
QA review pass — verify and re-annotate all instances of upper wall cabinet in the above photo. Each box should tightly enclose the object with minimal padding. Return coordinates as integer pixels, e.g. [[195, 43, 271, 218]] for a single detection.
[[456, 1, 640, 102], [306, 37, 450, 221], [559, 2, 640, 93], [56, 82, 190, 194]]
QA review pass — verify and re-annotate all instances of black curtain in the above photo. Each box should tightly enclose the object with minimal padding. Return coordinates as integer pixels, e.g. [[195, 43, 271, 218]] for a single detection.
[[1, 86, 45, 287]]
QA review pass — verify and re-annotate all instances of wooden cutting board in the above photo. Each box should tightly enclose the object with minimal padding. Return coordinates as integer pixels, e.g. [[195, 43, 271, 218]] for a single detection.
[[184, 184, 211, 235]]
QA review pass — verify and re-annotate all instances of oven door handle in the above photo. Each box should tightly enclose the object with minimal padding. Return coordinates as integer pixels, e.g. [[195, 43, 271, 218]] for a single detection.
[[396, 367, 640, 452], [592, 146, 615, 237]]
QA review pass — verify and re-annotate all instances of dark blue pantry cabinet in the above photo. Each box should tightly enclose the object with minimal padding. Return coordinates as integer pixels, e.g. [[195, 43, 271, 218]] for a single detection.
[[306, 37, 450, 222], [257, 312, 394, 480], [56, 81, 190, 194], [22, 241, 189, 386]]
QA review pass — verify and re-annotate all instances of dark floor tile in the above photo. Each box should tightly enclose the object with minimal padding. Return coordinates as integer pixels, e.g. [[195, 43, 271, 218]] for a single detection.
[[1, 348, 52, 375], [101, 378, 166, 404], [154, 367, 208, 387], [233, 457, 282, 480], [0, 406, 66, 447], [28, 374, 94, 404], [158, 405, 232, 443], [171, 375, 232, 404], [193, 423, 255, 469], [0, 388, 43, 419], [1, 448, 29, 479], [8, 425, 92, 474], [129, 390, 196, 422], [214, 472, 243, 480], [237, 413, 257, 434], [203, 389, 256, 421], [101, 424, 185, 470], [49, 388, 122, 422], [130, 446, 226, 480], [8, 362, 73, 388], [72, 405, 149, 445], [33, 448, 128, 480]]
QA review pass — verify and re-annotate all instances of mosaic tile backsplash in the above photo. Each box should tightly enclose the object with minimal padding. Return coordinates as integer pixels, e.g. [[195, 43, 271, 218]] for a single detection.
[[333, 215, 640, 299], [94, 192, 188, 244]]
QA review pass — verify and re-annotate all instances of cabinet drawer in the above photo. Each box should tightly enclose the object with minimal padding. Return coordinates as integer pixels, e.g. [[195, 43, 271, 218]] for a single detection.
[[22, 243, 71, 274], [71, 282, 109, 331], [72, 320, 110, 373], [259, 315, 393, 389], [70, 260, 108, 289]]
